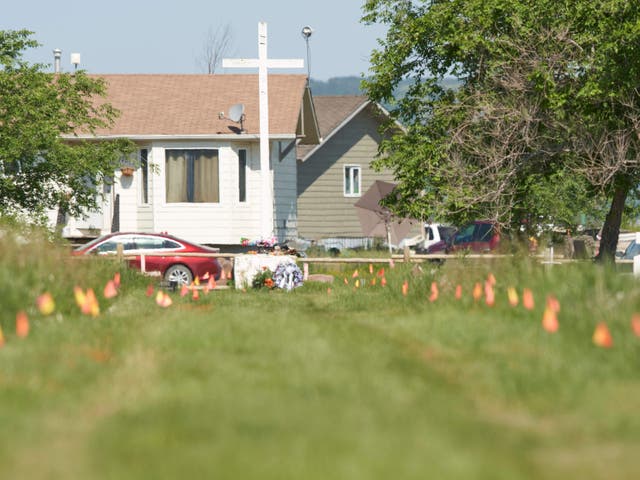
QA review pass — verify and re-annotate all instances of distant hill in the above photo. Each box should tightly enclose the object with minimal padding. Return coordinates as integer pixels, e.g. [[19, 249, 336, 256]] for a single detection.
[[310, 76, 460, 98], [309, 77, 365, 96]]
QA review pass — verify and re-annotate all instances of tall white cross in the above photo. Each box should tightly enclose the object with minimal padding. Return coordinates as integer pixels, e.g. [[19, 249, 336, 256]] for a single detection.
[[223, 22, 304, 240]]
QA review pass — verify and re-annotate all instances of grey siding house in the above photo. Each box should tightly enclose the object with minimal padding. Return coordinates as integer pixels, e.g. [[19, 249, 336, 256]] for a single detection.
[[297, 96, 396, 245]]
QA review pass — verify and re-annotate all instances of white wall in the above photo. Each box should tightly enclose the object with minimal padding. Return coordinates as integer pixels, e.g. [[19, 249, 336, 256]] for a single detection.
[[60, 139, 298, 245], [146, 139, 291, 245]]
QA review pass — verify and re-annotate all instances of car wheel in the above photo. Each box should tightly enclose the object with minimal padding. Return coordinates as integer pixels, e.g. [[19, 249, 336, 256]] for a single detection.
[[164, 264, 193, 285]]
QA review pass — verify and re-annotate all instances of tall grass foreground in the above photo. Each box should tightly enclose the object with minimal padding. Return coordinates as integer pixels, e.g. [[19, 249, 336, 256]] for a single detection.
[[1, 225, 640, 479]]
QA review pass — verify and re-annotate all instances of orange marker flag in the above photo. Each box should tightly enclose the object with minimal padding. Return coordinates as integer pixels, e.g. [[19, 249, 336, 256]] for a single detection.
[[145, 284, 154, 297], [484, 282, 495, 307], [371, 277, 377, 286], [369, 263, 374, 275], [202, 271, 210, 280], [113, 272, 121, 289], [0, 325, 5, 348], [352, 269, 359, 278], [180, 284, 189, 297], [487, 273, 496, 286], [16, 311, 29, 338], [377, 268, 385, 278], [344, 277, 349, 285], [455, 284, 462, 300], [546, 295, 560, 313], [194, 276, 200, 286], [402, 280, 409, 296], [103, 280, 118, 299], [542, 308, 559, 333], [631, 313, 640, 338], [156, 291, 173, 308], [593, 322, 613, 348], [522, 288, 535, 311], [472, 282, 482, 302], [162, 292, 173, 308], [355, 279, 360, 288], [507, 287, 519, 307], [327, 287, 332, 295], [192, 288, 200, 301], [82, 288, 100, 317], [74, 286, 86, 309], [207, 276, 217, 290], [429, 282, 439, 302], [36, 292, 55, 316], [381, 277, 387, 287]]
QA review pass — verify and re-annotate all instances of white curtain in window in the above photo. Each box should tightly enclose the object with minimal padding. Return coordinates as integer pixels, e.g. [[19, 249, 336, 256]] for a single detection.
[[194, 150, 219, 202], [166, 151, 188, 202]]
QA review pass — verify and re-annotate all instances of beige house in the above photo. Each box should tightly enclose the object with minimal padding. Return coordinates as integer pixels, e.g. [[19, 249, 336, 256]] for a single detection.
[[297, 96, 396, 248], [59, 74, 319, 246]]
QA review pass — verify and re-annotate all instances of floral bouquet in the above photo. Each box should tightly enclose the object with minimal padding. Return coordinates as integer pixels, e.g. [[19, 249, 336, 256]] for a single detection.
[[273, 262, 304, 291], [241, 236, 277, 249], [251, 267, 274, 289]]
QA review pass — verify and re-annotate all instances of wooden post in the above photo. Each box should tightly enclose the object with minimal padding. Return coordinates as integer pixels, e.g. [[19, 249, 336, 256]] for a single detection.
[[116, 243, 123, 262], [403, 245, 411, 264]]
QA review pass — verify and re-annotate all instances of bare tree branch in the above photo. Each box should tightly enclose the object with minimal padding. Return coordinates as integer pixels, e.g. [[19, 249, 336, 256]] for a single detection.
[[197, 24, 234, 74]]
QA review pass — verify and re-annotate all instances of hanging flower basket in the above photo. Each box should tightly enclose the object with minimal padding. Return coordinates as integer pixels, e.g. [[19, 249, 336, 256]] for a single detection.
[[120, 166, 135, 176]]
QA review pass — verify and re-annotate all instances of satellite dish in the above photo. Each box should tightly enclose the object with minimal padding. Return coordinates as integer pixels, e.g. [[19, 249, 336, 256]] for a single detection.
[[228, 103, 245, 123], [221, 103, 245, 133]]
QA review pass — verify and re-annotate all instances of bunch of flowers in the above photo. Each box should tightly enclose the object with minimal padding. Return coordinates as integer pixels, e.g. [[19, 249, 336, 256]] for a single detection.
[[273, 262, 304, 291], [241, 236, 277, 248], [251, 267, 274, 289]]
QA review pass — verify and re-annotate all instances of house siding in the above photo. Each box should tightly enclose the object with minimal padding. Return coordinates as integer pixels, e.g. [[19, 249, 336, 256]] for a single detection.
[[115, 170, 139, 232], [273, 141, 298, 242], [297, 107, 395, 240]]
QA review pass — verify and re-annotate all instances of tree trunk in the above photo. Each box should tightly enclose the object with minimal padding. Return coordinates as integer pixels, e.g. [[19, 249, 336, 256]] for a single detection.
[[596, 183, 629, 263]]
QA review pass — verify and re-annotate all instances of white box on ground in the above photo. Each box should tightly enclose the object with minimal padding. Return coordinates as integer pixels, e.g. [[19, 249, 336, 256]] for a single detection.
[[234, 254, 297, 289]]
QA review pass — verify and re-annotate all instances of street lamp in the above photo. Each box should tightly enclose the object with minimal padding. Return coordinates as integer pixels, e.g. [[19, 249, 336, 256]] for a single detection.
[[301, 26, 313, 83]]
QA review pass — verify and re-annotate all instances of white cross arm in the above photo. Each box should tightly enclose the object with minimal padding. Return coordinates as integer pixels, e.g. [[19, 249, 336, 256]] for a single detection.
[[222, 58, 259, 69], [266, 59, 304, 69], [222, 58, 304, 69]]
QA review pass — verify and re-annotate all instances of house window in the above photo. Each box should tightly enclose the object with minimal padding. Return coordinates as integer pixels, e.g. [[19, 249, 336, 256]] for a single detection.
[[140, 148, 149, 204], [238, 149, 247, 203], [344, 165, 361, 197], [165, 149, 219, 203]]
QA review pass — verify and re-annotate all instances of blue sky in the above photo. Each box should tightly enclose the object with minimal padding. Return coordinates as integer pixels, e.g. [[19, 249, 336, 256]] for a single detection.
[[2, 0, 387, 80]]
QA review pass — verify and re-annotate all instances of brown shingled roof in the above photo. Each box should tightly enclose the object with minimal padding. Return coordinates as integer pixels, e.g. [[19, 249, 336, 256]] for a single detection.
[[86, 74, 307, 137], [297, 95, 369, 160]]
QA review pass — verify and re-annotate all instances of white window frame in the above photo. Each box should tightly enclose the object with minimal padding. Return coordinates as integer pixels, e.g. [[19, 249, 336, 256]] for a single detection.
[[164, 148, 220, 204], [343, 165, 362, 197]]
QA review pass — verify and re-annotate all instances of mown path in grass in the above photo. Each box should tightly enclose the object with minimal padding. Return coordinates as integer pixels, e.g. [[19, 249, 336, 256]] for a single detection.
[[2, 262, 640, 479]]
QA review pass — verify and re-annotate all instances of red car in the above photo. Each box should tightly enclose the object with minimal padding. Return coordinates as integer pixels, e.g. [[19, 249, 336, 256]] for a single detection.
[[73, 232, 221, 285], [425, 220, 500, 254]]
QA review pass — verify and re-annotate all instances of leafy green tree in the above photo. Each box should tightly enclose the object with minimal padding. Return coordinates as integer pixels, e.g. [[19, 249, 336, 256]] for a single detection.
[[362, 0, 640, 260], [0, 30, 133, 223]]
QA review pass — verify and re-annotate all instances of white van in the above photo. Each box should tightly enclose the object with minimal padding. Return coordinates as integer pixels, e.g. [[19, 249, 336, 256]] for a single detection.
[[399, 223, 456, 252]]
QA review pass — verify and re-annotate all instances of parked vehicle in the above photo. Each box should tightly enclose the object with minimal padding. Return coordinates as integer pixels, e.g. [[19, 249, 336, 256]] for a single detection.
[[73, 232, 221, 285], [619, 239, 640, 260], [406, 223, 456, 253], [425, 220, 500, 254]]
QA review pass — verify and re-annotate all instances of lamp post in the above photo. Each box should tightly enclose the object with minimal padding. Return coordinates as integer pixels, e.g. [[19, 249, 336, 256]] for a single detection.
[[301, 26, 313, 85]]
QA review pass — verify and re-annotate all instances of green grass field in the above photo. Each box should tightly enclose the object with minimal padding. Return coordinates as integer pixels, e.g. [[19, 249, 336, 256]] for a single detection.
[[1, 229, 640, 479]]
